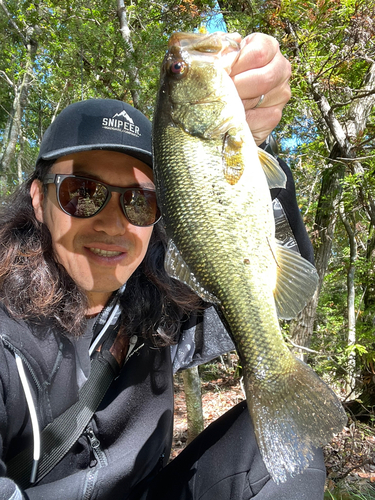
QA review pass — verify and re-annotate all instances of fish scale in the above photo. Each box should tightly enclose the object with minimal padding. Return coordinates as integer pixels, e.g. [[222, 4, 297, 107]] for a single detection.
[[153, 31, 347, 483]]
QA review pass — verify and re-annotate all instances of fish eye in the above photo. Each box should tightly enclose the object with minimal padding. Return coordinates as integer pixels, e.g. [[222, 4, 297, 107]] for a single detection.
[[168, 60, 188, 78]]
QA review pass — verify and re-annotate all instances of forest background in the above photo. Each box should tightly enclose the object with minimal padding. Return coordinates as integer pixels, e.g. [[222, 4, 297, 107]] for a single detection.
[[0, 0, 375, 497]]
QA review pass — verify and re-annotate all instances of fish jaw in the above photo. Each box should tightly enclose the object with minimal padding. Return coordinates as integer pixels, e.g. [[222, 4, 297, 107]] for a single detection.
[[166, 31, 240, 77]]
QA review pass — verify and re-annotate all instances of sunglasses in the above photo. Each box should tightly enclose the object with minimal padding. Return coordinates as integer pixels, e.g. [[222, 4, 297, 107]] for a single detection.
[[43, 174, 161, 227]]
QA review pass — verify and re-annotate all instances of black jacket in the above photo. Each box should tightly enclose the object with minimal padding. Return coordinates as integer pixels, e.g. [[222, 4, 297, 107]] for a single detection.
[[0, 300, 235, 500]]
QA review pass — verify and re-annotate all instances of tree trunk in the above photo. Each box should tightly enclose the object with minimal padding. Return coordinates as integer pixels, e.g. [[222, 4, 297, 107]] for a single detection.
[[17, 135, 24, 184], [0, 51, 36, 191], [339, 205, 358, 392], [363, 229, 375, 319], [116, 0, 141, 109], [290, 157, 346, 351], [1, 84, 24, 177], [0, 109, 13, 168], [289, 291, 319, 361], [0, 1, 38, 185], [182, 366, 204, 444]]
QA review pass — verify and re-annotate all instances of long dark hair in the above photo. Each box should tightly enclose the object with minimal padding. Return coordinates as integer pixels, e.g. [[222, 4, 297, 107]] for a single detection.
[[0, 160, 202, 343]]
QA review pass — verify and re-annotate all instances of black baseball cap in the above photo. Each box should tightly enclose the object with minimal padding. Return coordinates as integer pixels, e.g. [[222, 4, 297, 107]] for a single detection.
[[36, 99, 153, 168]]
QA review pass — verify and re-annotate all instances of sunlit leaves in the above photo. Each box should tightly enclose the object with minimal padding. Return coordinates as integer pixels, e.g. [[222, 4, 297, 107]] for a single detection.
[[0, 0, 218, 179]]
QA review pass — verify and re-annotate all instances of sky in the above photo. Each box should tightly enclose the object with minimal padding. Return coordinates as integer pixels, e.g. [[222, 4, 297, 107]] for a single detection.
[[202, 3, 227, 33]]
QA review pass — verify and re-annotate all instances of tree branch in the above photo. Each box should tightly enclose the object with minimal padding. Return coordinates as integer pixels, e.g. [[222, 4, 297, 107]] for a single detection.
[[338, 457, 374, 481], [309, 81, 352, 156], [0, 70, 14, 88], [116, 0, 141, 109], [331, 86, 375, 110], [285, 336, 322, 355], [0, 0, 28, 46], [346, 62, 375, 139]]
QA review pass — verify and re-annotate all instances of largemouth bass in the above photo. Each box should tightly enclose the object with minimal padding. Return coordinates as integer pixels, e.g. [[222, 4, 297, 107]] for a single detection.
[[152, 31, 347, 483]]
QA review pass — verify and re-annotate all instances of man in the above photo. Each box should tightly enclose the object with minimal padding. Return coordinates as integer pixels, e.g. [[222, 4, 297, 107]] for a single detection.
[[0, 34, 325, 499]]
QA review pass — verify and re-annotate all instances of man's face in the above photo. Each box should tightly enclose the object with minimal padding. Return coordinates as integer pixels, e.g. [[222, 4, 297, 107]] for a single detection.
[[30, 150, 155, 314]]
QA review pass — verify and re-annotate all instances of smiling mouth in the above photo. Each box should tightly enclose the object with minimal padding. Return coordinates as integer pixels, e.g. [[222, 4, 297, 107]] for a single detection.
[[89, 248, 123, 257]]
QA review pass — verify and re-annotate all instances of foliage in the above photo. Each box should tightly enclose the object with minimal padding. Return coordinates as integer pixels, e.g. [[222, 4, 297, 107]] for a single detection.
[[324, 490, 375, 500], [1, 0, 375, 494], [1, 0, 375, 422], [0, 0, 217, 182]]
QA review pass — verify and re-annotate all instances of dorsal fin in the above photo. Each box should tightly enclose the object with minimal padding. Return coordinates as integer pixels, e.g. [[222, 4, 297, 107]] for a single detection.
[[258, 149, 287, 189]]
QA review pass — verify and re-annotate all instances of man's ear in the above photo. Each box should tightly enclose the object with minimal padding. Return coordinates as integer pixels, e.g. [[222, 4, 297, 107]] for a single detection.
[[30, 179, 45, 223]]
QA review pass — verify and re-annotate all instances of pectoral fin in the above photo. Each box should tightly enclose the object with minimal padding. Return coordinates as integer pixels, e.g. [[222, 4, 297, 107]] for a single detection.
[[273, 240, 319, 319], [258, 149, 287, 189], [222, 129, 245, 185], [164, 240, 220, 304]]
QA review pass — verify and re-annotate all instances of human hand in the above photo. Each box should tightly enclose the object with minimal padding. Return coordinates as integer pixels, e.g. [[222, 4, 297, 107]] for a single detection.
[[229, 33, 291, 146]]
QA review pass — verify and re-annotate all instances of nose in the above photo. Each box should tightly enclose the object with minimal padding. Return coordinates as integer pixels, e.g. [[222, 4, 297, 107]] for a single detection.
[[92, 193, 128, 235]]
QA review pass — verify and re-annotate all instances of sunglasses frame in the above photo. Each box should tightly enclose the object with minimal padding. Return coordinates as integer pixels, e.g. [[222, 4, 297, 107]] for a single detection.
[[43, 173, 161, 227]]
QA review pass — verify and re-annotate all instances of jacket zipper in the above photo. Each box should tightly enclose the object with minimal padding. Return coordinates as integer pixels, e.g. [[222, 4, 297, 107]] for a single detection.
[[82, 469, 97, 500], [1, 337, 43, 397], [85, 426, 107, 467], [82, 427, 107, 500]]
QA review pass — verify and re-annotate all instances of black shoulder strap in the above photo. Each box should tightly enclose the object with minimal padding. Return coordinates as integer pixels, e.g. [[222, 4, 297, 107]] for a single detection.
[[6, 351, 119, 489]]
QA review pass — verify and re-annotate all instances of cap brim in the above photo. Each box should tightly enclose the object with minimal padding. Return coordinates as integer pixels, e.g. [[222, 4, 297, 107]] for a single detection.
[[40, 143, 153, 168]]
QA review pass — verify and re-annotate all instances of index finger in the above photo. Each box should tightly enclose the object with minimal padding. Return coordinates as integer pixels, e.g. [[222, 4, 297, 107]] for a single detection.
[[231, 50, 290, 102], [230, 33, 280, 77]]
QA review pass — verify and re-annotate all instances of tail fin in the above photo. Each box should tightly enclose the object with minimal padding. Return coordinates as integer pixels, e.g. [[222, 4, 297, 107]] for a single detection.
[[244, 357, 347, 484]]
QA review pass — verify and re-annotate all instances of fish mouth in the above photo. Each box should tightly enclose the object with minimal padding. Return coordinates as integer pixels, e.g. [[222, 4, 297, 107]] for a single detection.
[[164, 32, 240, 79], [168, 32, 239, 54]]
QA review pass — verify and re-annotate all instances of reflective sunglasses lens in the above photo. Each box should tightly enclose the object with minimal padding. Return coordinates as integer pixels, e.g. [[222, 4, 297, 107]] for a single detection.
[[59, 177, 107, 217], [123, 190, 159, 226]]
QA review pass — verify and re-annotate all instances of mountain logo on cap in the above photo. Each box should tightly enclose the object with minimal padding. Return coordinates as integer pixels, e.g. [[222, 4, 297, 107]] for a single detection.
[[112, 110, 134, 124], [102, 110, 140, 137]]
